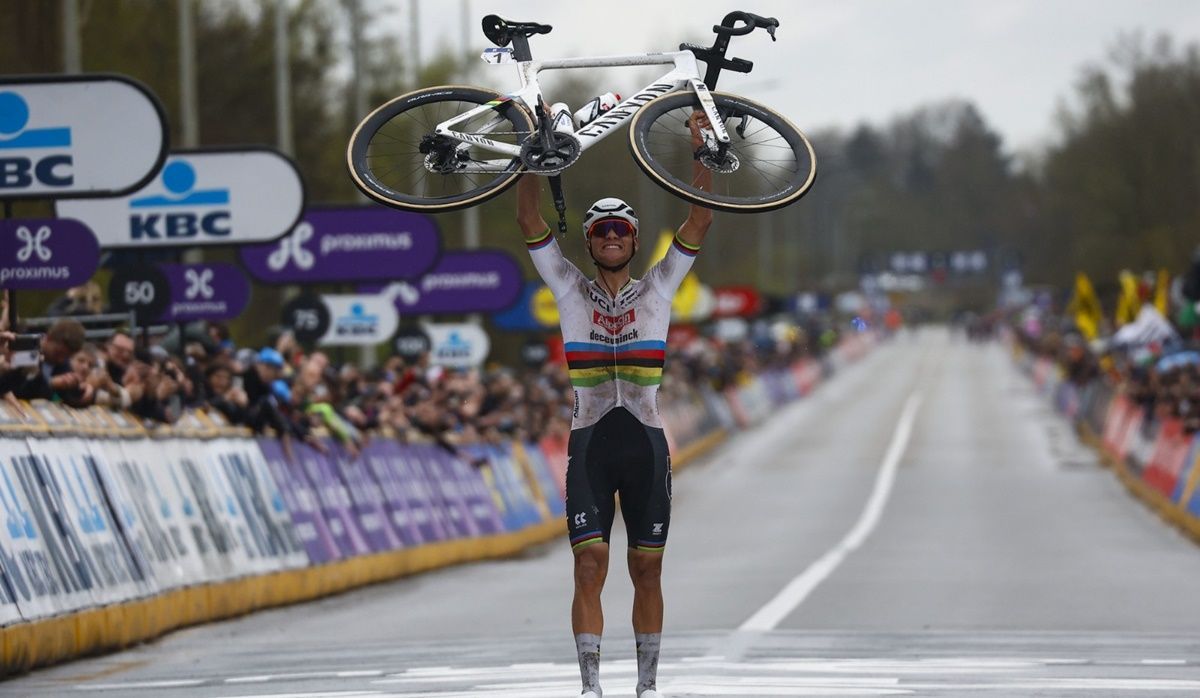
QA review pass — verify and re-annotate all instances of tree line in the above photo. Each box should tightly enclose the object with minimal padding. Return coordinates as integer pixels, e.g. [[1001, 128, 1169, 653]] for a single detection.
[[2, 1, 1197, 317]]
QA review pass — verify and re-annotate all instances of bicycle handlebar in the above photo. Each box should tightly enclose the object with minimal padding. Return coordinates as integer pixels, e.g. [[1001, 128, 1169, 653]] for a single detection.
[[714, 11, 779, 41]]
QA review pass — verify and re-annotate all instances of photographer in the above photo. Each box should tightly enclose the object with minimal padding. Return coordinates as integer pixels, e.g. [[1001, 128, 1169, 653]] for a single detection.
[[0, 319, 87, 403]]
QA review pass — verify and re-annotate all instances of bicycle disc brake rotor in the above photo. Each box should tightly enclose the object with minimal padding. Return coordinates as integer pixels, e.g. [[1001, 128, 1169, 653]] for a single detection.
[[520, 131, 582, 174], [419, 134, 468, 174], [699, 147, 739, 174]]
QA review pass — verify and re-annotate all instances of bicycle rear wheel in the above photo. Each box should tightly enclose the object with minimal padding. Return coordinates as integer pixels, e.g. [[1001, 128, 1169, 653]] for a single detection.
[[347, 85, 534, 212], [629, 91, 817, 213]]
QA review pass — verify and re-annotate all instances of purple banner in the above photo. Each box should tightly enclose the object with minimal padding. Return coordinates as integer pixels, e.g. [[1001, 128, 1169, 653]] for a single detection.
[[294, 443, 371, 557], [361, 440, 427, 547], [362, 250, 522, 315], [0, 218, 99, 289], [523, 442, 567, 518], [462, 445, 520, 534], [159, 262, 250, 322], [409, 444, 478, 539], [256, 438, 341, 564], [387, 443, 450, 543], [240, 206, 440, 283], [327, 443, 403, 553]]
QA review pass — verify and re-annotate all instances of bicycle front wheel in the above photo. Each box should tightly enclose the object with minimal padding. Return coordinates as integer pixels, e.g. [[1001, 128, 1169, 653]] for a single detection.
[[347, 85, 535, 212], [629, 91, 817, 213]]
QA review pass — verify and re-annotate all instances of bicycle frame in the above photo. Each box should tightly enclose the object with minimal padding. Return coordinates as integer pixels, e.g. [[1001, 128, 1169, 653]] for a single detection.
[[434, 50, 731, 170]]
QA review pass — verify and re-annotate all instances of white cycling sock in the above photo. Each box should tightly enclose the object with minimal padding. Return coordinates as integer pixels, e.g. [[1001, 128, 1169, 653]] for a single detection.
[[575, 633, 602, 696], [635, 632, 661, 694]]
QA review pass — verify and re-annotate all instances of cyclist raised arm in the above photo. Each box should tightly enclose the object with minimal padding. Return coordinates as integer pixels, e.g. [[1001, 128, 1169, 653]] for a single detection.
[[514, 111, 713, 698], [676, 112, 714, 249]]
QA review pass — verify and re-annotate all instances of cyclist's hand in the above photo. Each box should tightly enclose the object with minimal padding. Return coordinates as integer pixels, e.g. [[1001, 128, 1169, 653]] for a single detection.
[[689, 110, 711, 149]]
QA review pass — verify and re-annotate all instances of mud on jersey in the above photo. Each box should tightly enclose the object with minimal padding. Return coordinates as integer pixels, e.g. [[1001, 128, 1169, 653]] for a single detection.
[[526, 229, 699, 429]]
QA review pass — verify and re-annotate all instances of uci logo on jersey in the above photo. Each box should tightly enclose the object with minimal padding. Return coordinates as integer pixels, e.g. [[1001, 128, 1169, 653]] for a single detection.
[[0, 91, 73, 190], [128, 160, 232, 240]]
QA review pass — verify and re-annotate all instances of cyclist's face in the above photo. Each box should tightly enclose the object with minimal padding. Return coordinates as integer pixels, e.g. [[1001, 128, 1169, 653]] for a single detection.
[[587, 221, 637, 266]]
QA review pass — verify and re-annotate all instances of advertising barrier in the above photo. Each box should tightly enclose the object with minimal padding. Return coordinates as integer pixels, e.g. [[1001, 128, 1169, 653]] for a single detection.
[[1015, 345, 1200, 551], [0, 334, 876, 676]]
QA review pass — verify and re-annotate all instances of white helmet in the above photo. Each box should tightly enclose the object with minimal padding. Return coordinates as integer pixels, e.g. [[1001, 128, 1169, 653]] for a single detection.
[[582, 197, 638, 239]]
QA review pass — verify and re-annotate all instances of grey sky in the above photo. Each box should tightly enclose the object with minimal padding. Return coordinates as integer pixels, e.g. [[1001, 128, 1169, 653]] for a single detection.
[[375, 0, 1200, 153]]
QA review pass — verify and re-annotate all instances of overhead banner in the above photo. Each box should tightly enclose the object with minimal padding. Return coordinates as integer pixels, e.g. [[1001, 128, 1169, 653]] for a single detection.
[[364, 250, 522, 315], [318, 293, 400, 346], [0, 75, 167, 199], [712, 286, 764, 318], [0, 218, 99, 290], [493, 281, 559, 331], [424, 322, 491, 368], [673, 282, 715, 323], [158, 262, 251, 322], [239, 206, 441, 283], [56, 148, 305, 249]]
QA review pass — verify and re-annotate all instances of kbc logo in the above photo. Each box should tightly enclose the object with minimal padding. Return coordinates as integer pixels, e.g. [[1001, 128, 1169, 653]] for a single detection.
[[129, 160, 231, 240], [0, 92, 73, 190]]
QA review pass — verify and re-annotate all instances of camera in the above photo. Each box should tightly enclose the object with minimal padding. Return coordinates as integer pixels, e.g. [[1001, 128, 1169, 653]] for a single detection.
[[10, 333, 42, 369]]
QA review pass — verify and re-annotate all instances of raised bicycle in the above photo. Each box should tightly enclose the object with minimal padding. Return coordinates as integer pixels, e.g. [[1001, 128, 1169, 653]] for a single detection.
[[347, 11, 816, 215]]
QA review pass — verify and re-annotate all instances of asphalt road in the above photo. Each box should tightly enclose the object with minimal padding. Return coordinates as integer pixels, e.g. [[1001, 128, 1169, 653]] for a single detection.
[[8, 327, 1200, 697]]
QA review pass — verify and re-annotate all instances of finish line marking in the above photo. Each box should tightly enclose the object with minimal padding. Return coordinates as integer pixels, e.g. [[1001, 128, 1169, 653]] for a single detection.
[[739, 392, 924, 632]]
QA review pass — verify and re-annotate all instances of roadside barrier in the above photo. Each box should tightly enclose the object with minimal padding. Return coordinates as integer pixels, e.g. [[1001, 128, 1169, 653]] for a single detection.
[[1013, 345, 1200, 546], [0, 334, 876, 676]]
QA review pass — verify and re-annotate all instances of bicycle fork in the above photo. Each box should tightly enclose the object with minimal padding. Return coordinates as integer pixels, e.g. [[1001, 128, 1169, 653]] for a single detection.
[[690, 79, 734, 165]]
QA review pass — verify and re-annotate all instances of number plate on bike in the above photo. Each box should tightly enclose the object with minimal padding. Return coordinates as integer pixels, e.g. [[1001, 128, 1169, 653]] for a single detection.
[[481, 48, 515, 64]]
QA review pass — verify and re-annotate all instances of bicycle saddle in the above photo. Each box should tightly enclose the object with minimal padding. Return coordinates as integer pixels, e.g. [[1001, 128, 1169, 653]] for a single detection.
[[481, 14, 552, 47]]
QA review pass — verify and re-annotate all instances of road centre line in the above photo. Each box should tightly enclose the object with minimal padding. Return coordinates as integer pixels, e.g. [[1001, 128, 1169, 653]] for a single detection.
[[739, 392, 924, 632]]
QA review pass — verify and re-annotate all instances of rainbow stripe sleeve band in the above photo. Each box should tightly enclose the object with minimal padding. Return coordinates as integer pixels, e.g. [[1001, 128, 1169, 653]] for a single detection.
[[672, 234, 701, 257], [526, 226, 554, 250]]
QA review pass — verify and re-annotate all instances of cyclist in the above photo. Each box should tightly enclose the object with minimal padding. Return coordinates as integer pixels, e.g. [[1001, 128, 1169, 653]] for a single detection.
[[516, 113, 712, 698]]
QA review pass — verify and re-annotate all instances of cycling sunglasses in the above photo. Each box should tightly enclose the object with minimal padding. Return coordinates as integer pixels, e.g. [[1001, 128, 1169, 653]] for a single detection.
[[587, 219, 637, 240]]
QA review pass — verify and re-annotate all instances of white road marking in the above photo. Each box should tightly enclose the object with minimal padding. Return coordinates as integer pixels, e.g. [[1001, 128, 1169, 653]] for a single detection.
[[75, 679, 206, 690], [68, 655, 1200, 696], [227, 671, 384, 684], [739, 392, 924, 631]]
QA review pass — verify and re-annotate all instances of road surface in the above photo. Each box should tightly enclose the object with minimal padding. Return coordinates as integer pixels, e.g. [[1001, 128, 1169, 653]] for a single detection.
[[8, 328, 1200, 696]]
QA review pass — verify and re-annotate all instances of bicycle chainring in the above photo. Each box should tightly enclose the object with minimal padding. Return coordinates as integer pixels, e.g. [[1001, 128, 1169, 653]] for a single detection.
[[520, 131, 582, 174]]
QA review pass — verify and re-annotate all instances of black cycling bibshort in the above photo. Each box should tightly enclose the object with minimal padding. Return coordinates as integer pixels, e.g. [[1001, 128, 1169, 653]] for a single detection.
[[566, 406, 672, 553]]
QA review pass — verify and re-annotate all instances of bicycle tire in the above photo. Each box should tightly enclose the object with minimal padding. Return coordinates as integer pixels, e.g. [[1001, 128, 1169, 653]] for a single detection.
[[347, 85, 534, 212], [628, 91, 817, 213]]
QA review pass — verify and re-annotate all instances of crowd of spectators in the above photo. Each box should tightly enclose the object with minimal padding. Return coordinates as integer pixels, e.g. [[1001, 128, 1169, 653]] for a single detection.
[[0, 288, 836, 450], [1010, 298, 1200, 434]]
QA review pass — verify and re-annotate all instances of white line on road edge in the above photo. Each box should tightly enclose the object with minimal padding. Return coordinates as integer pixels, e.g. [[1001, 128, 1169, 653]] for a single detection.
[[739, 392, 924, 632]]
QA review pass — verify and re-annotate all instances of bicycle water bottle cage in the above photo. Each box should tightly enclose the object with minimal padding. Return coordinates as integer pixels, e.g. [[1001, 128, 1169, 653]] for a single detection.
[[679, 10, 779, 90]]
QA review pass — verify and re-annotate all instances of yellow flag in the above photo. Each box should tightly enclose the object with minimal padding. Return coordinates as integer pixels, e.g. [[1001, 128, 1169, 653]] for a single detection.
[[1115, 270, 1140, 326], [1067, 272, 1103, 340], [1154, 268, 1170, 316], [646, 229, 701, 319]]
